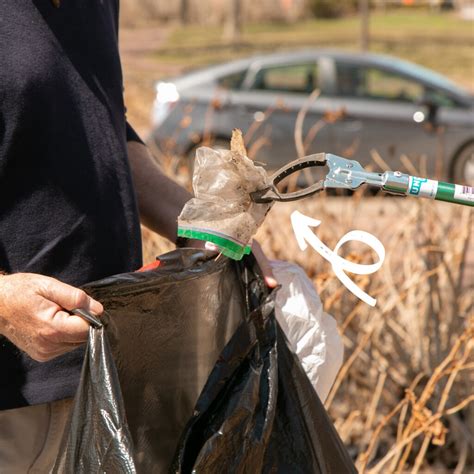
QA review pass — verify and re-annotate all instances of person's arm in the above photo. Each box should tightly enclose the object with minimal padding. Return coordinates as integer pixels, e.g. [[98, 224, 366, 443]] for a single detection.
[[127, 141, 190, 242]]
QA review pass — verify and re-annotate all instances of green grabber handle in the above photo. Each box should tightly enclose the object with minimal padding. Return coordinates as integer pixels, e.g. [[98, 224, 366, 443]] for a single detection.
[[431, 180, 474, 206], [384, 174, 474, 207], [323, 154, 473, 207]]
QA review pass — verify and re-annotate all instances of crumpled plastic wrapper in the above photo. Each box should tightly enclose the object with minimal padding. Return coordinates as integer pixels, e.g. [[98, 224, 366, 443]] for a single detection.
[[177, 133, 272, 260], [271, 260, 344, 402]]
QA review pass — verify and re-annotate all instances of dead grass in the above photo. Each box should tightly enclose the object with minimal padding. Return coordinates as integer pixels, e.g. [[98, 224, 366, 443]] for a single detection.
[[259, 195, 473, 473]]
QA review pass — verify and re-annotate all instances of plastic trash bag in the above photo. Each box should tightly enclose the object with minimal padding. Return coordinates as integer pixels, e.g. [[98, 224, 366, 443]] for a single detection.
[[53, 314, 136, 473], [173, 254, 355, 473], [54, 249, 356, 473], [271, 260, 344, 402], [177, 144, 272, 260], [55, 249, 243, 473]]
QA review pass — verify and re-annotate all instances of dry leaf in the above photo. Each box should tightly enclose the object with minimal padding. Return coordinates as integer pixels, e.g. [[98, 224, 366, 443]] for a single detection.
[[230, 128, 247, 156]]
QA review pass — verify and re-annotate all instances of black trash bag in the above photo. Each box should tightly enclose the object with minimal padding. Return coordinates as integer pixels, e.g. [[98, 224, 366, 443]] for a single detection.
[[55, 249, 244, 473], [54, 249, 356, 473], [52, 314, 136, 473], [172, 256, 356, 474]]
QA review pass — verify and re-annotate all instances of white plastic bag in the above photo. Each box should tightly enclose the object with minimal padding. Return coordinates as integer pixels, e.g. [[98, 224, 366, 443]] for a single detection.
[[271, 260, 344, 402]]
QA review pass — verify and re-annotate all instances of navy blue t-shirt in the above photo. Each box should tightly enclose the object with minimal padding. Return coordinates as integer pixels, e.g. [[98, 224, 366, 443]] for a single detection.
[[0, 0, 143, 409]]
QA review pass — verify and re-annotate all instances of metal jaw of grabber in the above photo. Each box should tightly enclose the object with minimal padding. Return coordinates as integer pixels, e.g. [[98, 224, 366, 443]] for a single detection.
[[250, 153, 327, 203], [250, 153, 474, 207]]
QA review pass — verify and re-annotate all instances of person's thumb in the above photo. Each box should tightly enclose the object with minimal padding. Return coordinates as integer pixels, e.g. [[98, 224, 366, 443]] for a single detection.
[[42, 278, 103, 316]]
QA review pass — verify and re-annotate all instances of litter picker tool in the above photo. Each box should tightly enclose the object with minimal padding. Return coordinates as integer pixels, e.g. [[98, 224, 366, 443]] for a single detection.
[[250, 153, 474, 207]]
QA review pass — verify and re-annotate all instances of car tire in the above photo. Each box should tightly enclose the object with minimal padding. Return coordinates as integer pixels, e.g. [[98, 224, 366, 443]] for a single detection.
[[451, 141, 474, 187]]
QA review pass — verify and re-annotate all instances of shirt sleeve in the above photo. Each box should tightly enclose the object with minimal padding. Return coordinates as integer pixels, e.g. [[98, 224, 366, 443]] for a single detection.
[[126, 121, 144, 145]]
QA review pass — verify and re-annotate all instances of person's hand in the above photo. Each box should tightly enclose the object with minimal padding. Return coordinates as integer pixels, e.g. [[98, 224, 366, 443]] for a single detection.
[[0, 273, 103, 362], [180, 238, 278, 288], [250, 240, 278, 288]]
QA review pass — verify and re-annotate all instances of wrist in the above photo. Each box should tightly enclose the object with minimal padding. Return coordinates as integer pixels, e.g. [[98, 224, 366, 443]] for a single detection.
[[0, 273, 8, 334]]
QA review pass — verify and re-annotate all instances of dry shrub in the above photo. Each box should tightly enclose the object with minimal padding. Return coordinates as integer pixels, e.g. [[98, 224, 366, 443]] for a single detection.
[[141, 225, 174, 263], [255, 193, 473, 473]]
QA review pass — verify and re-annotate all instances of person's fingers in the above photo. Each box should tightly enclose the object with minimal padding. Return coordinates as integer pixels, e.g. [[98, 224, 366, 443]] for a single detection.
[[40, 278, 102, 342], [205, 241, 220, 253], [264, 274, 278, 288], [41, 278, 103, 316], [31, 341, 86, 362], [51, 310, 90, 344], [251, 240, 278, 288]]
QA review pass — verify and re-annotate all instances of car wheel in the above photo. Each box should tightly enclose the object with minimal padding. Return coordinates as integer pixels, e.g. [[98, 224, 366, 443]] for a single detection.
[[170, 138, 230, 190], [452, 141, 474, 187]]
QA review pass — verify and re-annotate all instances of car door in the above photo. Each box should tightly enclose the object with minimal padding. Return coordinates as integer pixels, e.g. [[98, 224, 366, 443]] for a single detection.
[[326, 59, 441, 174], [228, 59, 337, 170]]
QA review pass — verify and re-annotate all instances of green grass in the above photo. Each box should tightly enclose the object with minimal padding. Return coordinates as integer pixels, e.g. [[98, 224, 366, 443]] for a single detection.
[[152, 11, 473, 89], [167, 12, 473, 46]]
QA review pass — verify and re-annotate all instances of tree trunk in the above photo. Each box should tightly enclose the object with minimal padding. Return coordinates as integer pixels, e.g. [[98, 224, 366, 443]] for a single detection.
[[224, 0, 243, 43], [180, 0, 190, 24], [359, 0, 370, 52]]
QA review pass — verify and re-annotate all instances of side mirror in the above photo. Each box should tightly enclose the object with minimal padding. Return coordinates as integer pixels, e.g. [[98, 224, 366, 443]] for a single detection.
[[414, 95, 439, 127]]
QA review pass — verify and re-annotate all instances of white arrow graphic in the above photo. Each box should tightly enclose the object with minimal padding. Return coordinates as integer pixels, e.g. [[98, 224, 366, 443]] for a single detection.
[[291, 210, 385, 307]]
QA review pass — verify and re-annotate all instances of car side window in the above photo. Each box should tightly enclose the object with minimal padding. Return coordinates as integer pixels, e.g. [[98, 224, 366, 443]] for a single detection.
[[218, 70, 248, 90], [335, 62, 424, 103], [250, 63, 319, 94], [424, 88, 457, 108]]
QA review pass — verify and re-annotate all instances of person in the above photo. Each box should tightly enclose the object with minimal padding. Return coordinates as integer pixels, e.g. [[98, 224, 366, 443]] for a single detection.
[[0, 2, 275, 472]]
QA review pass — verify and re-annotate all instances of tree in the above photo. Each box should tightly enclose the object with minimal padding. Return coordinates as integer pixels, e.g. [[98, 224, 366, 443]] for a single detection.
[[224, 0, 243, 43], [359, 0, 370, 52], [180, 0, 190, 24]]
